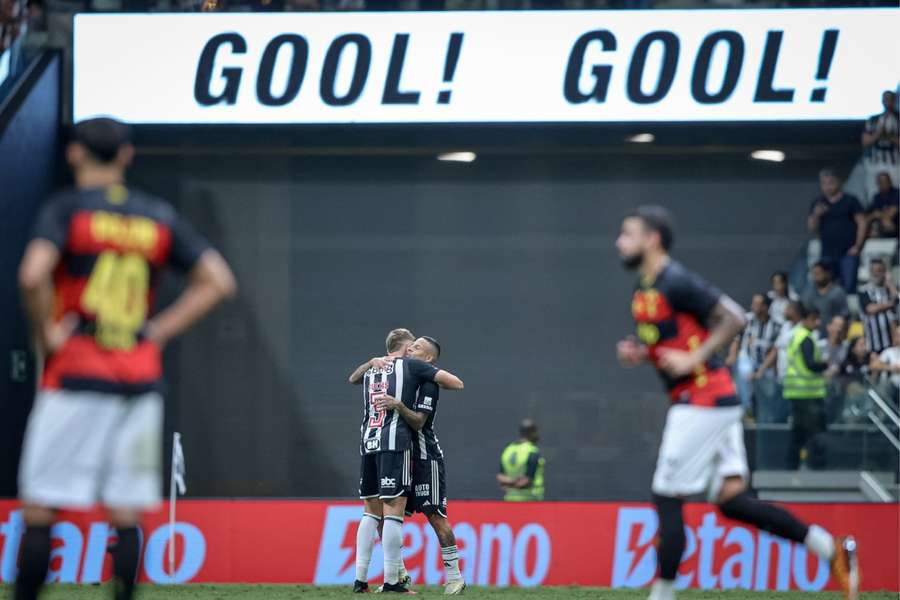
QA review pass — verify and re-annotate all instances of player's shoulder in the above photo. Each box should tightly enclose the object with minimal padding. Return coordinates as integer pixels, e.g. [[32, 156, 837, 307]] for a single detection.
[[121, 187, 180, 223]]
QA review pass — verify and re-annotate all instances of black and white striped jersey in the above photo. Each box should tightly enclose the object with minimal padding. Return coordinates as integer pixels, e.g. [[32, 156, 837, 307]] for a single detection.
[[864, 110, 899, 166], [860, 282, 898, 353], [360, 357, 438, 455], [412, 381, 444, 461]]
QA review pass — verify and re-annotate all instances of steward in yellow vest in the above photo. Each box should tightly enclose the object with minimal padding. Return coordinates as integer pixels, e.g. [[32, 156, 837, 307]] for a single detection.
[[497, 419, 545, 501]]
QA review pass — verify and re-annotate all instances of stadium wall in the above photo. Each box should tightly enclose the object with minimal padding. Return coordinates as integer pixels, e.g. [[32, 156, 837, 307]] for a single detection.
[[0, 52, 60, 498], [126, 149, 851, 501], [0, 499, 896, 591]]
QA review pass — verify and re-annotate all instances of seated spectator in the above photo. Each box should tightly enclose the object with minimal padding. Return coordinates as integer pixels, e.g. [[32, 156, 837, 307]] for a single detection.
[[756, 300, 801, 423], [870, 322, 900, 405], [820, 314, 849, 372], [801, 261, 849, 337], [834, 335, 876, 423], [767, 271, 796, 324], [861, 90, 899, 204], [841, 335, 873, 382], [860, 257, 899, 355], [807, 169, 866, 293], [867, 172, 899, 239]]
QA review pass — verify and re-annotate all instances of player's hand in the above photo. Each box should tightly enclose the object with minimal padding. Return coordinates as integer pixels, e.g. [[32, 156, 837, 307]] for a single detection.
[[369, 356, 391, 370], [375, 394, 401, 412], [657, 348, 700, 377], [41, 313, 78, 354], [617, 337, 647, 367]]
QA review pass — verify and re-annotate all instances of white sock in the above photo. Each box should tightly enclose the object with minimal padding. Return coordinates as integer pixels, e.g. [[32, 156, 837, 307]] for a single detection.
[[805, 524, 835, 560], [355, 513, 380, 582], [441, 545, 463, 582], [649, 579, 676, 600], [382, 516, 404, 585]]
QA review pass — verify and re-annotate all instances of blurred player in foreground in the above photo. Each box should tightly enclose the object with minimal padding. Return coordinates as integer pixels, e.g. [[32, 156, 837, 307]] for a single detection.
[[615, 206, 858, 600], [15, 118, 236, 600]]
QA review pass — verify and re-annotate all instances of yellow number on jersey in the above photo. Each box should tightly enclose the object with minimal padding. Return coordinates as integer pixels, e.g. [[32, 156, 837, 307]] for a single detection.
[[81, 251, 149, 350]]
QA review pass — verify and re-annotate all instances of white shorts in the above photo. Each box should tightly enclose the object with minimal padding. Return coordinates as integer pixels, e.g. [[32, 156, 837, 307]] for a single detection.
[[651, 405, 748, 501], [18, 390, 163, 510]]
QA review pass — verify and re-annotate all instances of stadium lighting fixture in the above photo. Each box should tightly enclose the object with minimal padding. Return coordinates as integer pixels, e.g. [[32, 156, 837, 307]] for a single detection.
[[625, 133, 655, 143], [437, 151, 477, 163], [750, 149, 786, 163]]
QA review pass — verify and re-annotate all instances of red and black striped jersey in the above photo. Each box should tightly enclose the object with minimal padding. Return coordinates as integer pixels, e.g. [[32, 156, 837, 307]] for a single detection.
[[631, 260, 739, 408], [31, 184, 210, 395]]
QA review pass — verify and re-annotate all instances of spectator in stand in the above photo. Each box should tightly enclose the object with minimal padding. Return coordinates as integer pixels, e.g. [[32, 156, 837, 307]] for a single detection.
[[860, 258, 899, 355], [801, 261, 849, 336], [756, 300, 801, 423], [841, 336, 873, 383], [867, 172, 899, 239], [820, 315, 850, 372], [861, 90, 899, 204], [835, 335, 875, 422], [728, 293, 780, 419], [807, 169, 866, 293], [768, 271, 796, 325], [870, 322, 900, 404]]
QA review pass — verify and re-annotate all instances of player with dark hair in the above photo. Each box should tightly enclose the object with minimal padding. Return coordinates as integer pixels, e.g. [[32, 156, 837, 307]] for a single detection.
[[615, 206, 858, 600], [347, 332, 464, 594], [392, 336, 467, 595], [15, 117, 236, 600]]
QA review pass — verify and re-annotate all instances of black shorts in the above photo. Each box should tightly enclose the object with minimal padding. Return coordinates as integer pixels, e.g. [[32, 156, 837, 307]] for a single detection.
[[359, 450, 412, 500], [410, 458, 448, 517]]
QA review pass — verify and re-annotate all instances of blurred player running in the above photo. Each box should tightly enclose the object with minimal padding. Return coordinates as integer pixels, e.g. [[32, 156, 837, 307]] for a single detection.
[[15, 118, 236, 600], [615, 206, 858, 600], [348, 331, 464, 594], [389, 336, 466, 595]]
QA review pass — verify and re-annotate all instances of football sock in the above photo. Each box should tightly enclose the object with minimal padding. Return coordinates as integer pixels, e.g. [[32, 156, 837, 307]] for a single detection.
[[653, 494, 685, 581], [14, 526, 51, 600], [382, 516, 404, 586], [442, 545, 463, 582], [804, 524, 836, 561], [356, 513, 381, 582], [110, 527, 141, 600], [718, 491, 810, 546]]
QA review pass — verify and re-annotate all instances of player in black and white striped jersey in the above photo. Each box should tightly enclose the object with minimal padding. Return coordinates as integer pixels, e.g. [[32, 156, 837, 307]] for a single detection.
[[862, 90, 899, 203], [347, 329, 464, 594], [859, 258, 899, 354]]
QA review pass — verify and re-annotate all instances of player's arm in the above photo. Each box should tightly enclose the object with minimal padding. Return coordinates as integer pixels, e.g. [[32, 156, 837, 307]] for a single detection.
[[617, 335, 648, 367], [434, 369, 464, 390], [348, 356, 391, 384], [18, 239, 75, 353], [659, 296, 746, 377], [145, 250, 236, 348], [374, 395, 427, 431]]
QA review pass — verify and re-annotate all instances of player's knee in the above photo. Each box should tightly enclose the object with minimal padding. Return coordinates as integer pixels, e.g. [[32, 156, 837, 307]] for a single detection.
[[718, 490, 752, 521], [22, 505, 57, 527], [106, 507, 141, 529], [715, 476, 747, 505]]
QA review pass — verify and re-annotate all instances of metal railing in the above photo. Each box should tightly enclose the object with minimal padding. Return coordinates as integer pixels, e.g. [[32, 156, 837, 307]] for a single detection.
[[867, 387, 900, 452]]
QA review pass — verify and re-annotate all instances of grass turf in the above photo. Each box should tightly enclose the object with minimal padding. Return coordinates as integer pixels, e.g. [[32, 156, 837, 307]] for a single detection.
[[1, 586, 896, 599]]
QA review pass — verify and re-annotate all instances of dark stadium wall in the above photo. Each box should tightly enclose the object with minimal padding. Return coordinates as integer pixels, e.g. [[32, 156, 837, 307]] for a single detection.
[[128, 149, 842, 502], [0, 53, 60, 497]]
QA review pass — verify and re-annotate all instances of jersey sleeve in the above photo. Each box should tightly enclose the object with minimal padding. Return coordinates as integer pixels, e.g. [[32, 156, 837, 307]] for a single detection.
[[525, 452, 541, 480], [168, 214, 212, 273], [414, 382, 439, 414], [30, 195, 71, 249], [407, 358, 439, 383], [668, 267, 723, 324]]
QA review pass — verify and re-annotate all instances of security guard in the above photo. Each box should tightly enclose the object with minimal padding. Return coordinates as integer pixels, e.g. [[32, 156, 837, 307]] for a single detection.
[[497, 419, 545, 501], [783, 305, 829, 470]]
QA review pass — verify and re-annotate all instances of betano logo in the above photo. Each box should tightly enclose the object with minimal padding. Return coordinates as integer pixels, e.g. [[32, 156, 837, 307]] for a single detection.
[[313, 506, 551, 586], [612, 507, 829, 591]]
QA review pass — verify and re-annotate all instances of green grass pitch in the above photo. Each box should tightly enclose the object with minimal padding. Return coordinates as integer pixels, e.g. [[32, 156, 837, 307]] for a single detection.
[[1, 586, 897, 599]]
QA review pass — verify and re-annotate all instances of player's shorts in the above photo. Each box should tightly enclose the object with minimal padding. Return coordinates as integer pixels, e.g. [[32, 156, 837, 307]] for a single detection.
[[358, 449, 412, 500], [410, 458, 448, 517], [651, 404, 748, 501], [18, 390, 163, 510]]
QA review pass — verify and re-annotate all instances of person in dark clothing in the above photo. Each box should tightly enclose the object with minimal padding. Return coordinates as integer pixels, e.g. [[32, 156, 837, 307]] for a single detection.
[[784, 306, 829, 470], [807, 169, 867, 293]]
